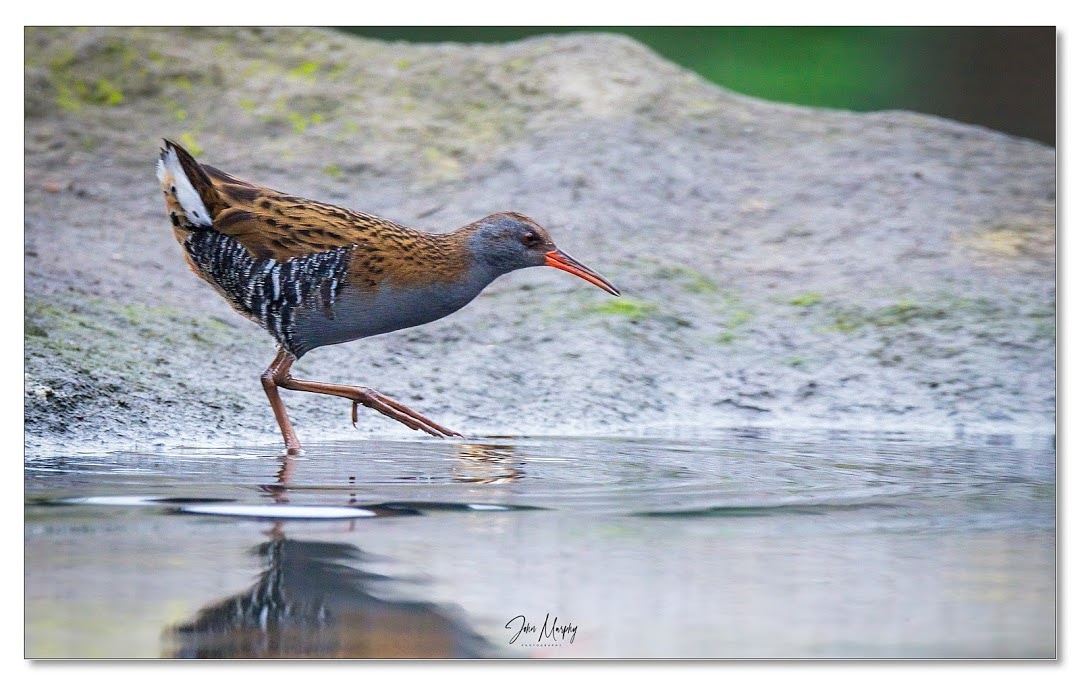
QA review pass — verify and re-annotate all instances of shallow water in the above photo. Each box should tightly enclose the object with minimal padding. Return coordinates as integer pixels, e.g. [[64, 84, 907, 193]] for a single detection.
[[24, 428, 1056, 658]]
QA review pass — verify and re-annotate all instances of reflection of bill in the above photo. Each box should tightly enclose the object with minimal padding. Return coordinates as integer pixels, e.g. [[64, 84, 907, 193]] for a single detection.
[[505, 613, 578, 645], [165, 538, 491, 658]]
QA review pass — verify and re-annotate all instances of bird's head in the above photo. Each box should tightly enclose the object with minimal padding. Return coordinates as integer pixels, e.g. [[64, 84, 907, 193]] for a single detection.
[[468, 212, 620, 296]]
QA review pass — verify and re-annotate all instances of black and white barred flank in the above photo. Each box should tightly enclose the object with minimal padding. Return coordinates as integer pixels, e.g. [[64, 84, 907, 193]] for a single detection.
[[184, 230, 352, 357]]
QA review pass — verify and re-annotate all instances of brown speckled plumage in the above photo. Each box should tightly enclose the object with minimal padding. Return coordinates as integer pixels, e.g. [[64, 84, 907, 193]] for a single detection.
[[164, 148, 472, 293], [156, 139, 619, 453], [210, 165, 467, 281]]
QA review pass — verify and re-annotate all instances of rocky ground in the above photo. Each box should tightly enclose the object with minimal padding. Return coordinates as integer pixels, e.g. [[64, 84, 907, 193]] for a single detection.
[[24, 27, 1056, 454]]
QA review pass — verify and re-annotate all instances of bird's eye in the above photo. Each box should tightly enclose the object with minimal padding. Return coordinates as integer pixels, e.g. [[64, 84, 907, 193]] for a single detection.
[[522, 231, 540, 246]]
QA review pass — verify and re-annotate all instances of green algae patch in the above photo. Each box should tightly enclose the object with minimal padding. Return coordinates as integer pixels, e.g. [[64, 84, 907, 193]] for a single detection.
[[590, 298, 660, 320], [789, 292, 823, 307], [652, 263, 720, 294], [288, 59, 323, 80], [822, 298, 953, 334], [54, 76, 125, 111]]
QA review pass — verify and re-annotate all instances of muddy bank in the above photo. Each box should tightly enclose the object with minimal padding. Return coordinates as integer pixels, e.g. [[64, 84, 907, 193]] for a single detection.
[[24, 27, 1055, 453]]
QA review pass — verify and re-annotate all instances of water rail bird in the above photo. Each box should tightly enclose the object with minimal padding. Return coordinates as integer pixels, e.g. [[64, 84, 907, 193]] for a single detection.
[[156, 140, 619, 453]]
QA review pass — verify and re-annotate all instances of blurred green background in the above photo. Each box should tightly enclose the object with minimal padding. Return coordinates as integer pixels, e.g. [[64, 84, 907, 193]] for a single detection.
[[341, 27, 1055, 145]]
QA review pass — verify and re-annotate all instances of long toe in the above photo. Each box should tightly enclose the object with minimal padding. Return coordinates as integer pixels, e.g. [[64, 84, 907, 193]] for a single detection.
[[354, 389, 462, 438]]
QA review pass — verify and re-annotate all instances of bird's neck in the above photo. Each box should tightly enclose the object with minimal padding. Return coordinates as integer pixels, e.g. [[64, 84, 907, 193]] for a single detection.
[[379, 225, 501, 310], [443, 225, 504, 294]]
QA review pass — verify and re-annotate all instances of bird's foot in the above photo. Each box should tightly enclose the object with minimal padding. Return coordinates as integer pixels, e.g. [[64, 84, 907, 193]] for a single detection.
[[349, 388, 463, 438]]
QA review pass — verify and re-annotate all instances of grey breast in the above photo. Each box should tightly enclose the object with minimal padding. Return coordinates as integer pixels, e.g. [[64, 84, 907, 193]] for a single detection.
[[291, 265, 500, 356]]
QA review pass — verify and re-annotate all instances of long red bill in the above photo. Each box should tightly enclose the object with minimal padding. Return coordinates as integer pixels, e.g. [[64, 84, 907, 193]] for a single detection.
[[544, 250, 620, 296]]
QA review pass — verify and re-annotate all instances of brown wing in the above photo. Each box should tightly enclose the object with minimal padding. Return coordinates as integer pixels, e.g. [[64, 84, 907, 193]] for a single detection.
[[201, 164, 414, 262], [160, 140, 467, 288]]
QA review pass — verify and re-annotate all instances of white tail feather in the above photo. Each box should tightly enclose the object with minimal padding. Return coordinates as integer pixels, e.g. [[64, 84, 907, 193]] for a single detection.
[[156, 147, 213, 228]]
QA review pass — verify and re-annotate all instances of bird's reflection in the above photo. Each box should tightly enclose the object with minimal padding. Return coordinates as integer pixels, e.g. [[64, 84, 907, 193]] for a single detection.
[[452, 443, 523, 484], [163, 441, 532, 657], [164, 534, 491, 658]]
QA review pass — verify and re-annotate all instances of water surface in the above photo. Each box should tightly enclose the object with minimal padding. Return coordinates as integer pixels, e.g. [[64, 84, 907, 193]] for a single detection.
[[24, 428, 1056, 658]]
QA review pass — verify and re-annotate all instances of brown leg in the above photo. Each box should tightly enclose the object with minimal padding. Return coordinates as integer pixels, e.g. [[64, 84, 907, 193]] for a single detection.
[[279, 374, 463, 438], [261, 348, 303, 455], [262, 347, 463, 443]]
